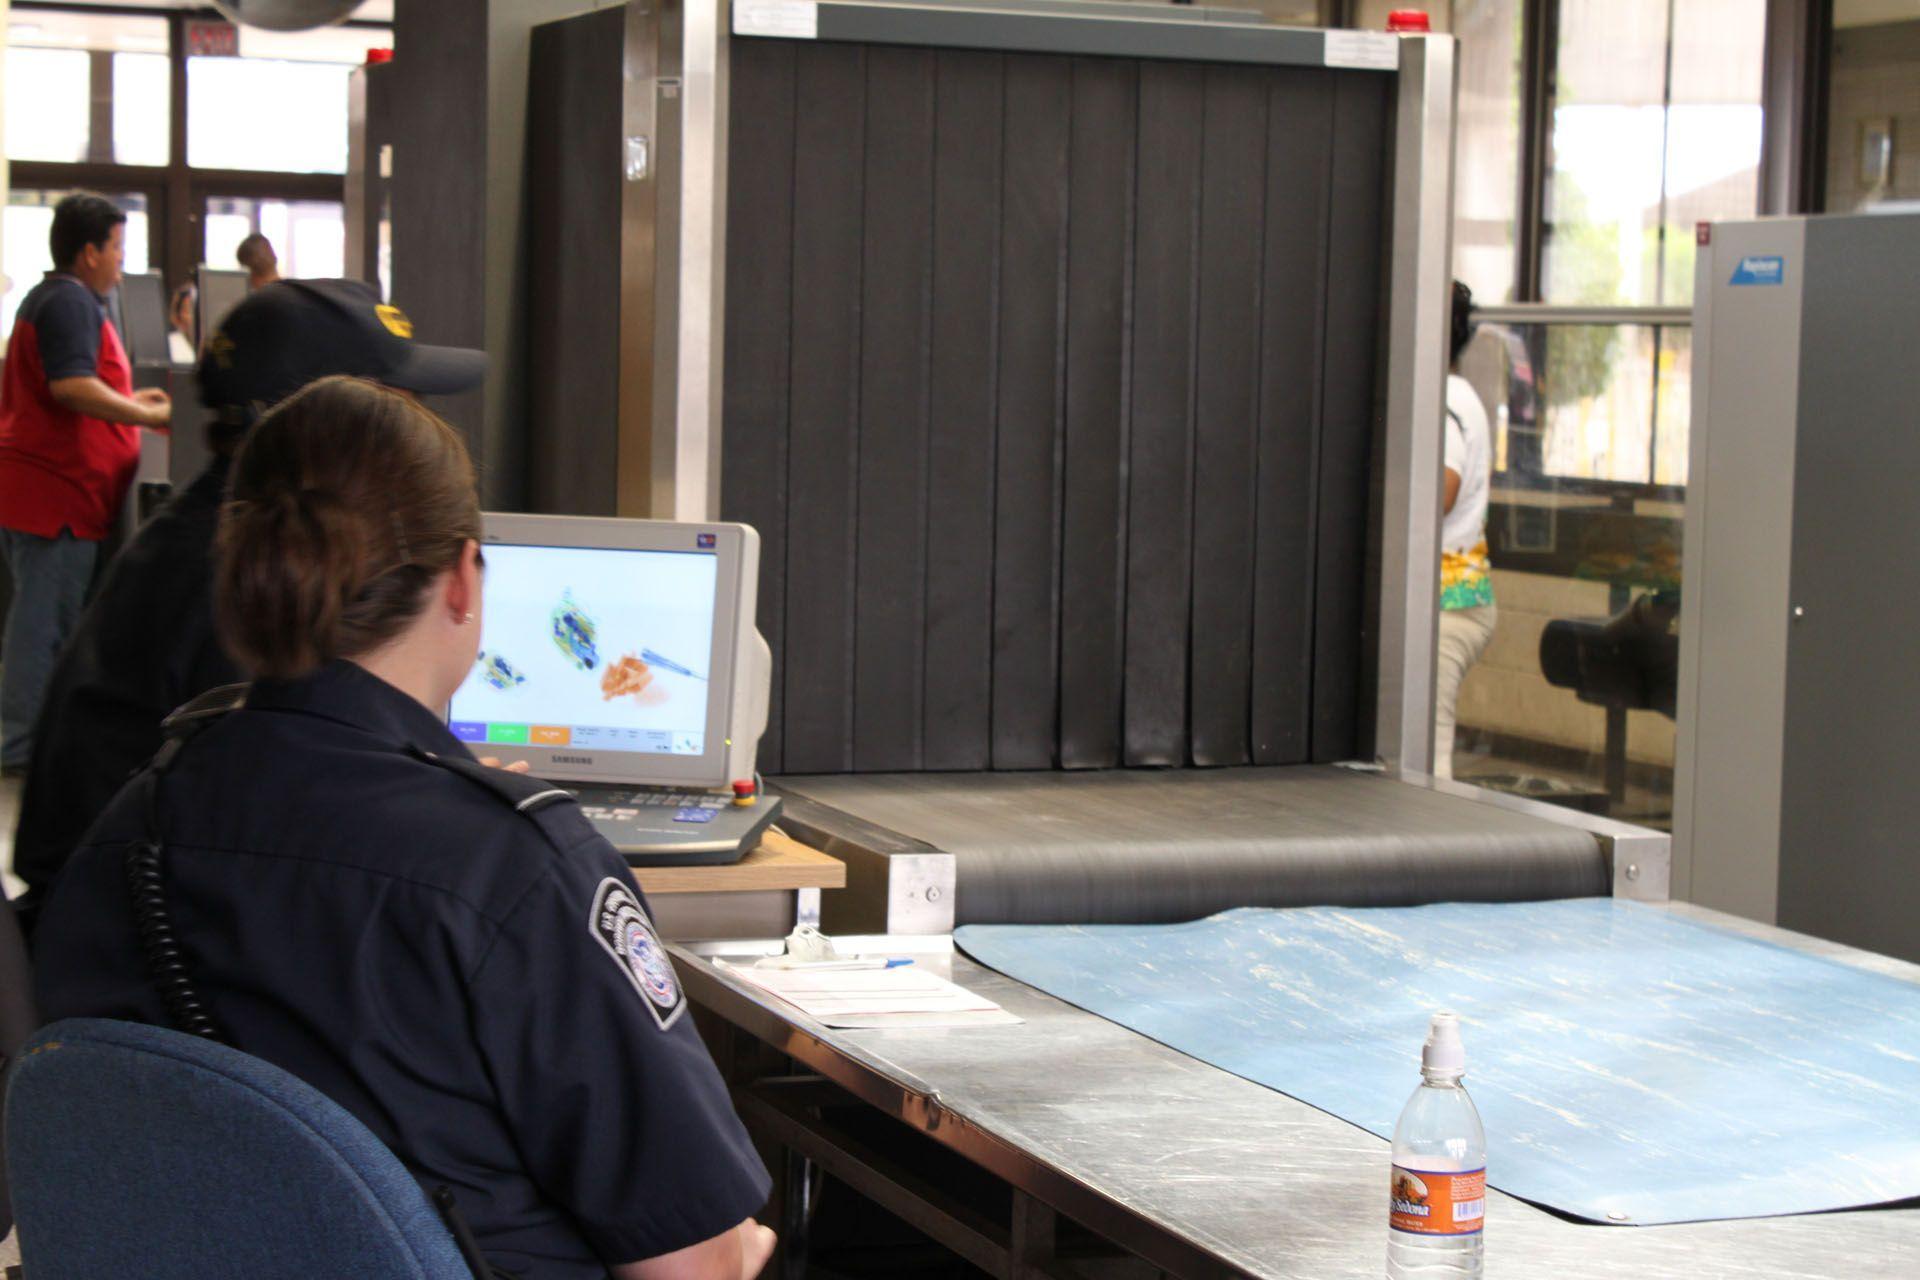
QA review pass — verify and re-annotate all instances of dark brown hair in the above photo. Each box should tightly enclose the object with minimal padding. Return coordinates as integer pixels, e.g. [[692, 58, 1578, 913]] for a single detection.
[[216, 375, 480, 679], [50, 192, 126, 270], [236, 232, 276, 273]]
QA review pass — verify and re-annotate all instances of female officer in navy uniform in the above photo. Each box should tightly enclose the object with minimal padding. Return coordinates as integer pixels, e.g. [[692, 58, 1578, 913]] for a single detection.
[[33, 376, 776, 1280]]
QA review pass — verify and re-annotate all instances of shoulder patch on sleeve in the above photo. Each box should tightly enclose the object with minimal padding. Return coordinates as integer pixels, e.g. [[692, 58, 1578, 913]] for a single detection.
[[589, 877, 685, 1031]]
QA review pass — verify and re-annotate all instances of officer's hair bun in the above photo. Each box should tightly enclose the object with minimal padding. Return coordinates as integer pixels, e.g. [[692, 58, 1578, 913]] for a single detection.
[[216, 375, 478, 680]]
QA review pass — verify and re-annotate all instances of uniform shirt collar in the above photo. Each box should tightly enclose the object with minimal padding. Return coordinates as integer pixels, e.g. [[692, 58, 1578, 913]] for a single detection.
[[245, 658, 468, 757]]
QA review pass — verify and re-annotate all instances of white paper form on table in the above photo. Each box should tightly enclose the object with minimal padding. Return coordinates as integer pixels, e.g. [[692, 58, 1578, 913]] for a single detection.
[[717, 959, 1022, 1030]]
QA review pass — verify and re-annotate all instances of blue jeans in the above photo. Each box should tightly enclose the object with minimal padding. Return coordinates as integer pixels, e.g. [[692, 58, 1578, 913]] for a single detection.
[[0, 528, 97, 769]]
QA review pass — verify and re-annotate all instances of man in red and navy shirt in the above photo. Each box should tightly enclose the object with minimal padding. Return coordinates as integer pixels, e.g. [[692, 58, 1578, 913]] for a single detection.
[[0, 193, 170, 772]]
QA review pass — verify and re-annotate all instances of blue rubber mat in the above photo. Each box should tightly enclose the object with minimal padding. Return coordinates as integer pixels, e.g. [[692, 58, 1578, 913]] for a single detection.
[[955, 899, 1920, 1225]]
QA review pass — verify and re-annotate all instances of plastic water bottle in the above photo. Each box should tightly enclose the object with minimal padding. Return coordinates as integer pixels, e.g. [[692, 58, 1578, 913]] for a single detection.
[[1386, 1012, 1486, 1278]]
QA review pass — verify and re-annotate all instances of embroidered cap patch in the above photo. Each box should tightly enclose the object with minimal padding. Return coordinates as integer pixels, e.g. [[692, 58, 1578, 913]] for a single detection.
[[590, 877, 684, 1031], [375, 303, 416, 338]]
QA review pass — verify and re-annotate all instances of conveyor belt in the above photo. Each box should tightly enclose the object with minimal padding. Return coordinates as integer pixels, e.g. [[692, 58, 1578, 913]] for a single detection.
[[775, 766, 1608, 924]]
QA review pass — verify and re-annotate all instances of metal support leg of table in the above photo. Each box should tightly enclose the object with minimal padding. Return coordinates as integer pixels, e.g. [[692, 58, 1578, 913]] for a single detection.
[[735, 1075, 1169, 1280], [778, 1141, 811, 1280]]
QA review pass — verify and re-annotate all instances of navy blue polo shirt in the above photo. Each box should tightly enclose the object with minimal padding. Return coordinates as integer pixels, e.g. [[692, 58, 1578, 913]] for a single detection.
[[33, 660, 770, 1278]]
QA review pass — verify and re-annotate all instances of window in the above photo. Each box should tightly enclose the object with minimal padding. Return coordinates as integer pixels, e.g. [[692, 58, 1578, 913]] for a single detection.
[[5, 6, 387, 345], [3, 46, 89, 162], [112, 50, 172, 167], [1659, 2, 1768, 304], [204, 197, 346, 280], [1452, 0, 1524, 303], [1824, 4, 1920, 212], [1543, 0, 1764, 308], [3, 11, 171, 165], [1544, 0, 1675, 307], [1522, 0, 1764, 486], [1443, 1, 1765, 821], [1479, 322, 1693, 488], [187, 58, 353, 174], [187, 25, 381, 174], [1, 190, 151, 341]]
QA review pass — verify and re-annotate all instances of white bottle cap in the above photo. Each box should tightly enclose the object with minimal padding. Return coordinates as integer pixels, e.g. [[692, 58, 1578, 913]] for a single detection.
[[1422, 1011, 1466, 1075]]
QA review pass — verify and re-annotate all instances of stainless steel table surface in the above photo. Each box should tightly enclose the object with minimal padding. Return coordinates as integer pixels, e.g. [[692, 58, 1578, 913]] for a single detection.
[[676, 903, 1920, 1279]]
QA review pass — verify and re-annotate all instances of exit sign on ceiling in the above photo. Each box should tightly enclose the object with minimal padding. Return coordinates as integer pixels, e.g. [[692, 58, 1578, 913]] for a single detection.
[[185, 20, 239, 58]]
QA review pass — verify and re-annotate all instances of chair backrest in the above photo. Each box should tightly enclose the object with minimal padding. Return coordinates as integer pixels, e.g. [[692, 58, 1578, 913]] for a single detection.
[[4, 1018, 473, 1280]]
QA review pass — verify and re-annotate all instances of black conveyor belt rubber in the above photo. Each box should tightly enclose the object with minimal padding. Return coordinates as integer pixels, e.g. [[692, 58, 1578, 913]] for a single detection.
[[775, 767, 1610, 926]]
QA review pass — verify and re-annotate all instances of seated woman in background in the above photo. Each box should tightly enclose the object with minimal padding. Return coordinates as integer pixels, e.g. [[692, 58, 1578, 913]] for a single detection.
[[166, 282, 196, 364], [1435, 281, 1496, 781], [32, 376, 775, 1280]]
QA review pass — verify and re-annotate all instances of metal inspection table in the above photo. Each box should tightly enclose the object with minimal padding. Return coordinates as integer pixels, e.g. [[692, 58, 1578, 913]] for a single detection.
[[675, 903, 1920, 1279]]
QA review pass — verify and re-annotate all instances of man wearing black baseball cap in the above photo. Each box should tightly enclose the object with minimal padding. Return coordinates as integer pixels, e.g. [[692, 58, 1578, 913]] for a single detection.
[[198, 278, 487, 420], [9, 280, 485, 934]]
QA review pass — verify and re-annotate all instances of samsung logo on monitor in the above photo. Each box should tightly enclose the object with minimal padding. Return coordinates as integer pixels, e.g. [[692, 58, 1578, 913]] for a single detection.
[[551, 754, 595, 765], [1730, 255, 1785, 286]]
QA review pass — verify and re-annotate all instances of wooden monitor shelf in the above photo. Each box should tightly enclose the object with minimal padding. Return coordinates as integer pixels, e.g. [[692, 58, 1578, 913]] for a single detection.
[[632, 827, 844, 905]]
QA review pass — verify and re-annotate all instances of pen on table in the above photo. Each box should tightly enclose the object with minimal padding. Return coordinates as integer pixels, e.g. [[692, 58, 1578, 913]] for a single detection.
[[744, 956, 918, 971]]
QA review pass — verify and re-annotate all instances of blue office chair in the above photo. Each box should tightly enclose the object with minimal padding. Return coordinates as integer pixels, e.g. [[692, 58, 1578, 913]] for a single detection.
[[4, 1018, 476, 1279]]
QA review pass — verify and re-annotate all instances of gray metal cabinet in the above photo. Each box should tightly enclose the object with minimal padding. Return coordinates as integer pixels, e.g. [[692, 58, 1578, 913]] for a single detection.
[[1677, 211, 1920, 961]]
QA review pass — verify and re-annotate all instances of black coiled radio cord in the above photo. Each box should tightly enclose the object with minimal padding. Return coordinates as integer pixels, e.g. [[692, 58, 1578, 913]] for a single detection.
[[124, 735, 222, 1042], [118, 685, 495, 1280]]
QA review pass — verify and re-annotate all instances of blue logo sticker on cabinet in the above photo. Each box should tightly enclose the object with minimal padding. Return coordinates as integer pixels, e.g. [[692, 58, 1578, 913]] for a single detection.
[[1730, 255, 1786, 286]]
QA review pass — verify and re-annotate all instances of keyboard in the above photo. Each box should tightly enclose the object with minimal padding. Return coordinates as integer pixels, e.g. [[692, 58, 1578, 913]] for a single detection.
[[567, 784, 783, 867]]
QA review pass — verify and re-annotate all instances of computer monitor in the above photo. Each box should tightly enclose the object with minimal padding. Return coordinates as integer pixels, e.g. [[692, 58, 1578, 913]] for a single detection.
[[116, 272, 171, 368], [447, 513, 769, 789], [195, 267, 249, 359]]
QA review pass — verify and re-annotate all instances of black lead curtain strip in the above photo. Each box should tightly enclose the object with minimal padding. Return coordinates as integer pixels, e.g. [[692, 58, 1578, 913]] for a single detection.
[[721, 40, 1390, 775]]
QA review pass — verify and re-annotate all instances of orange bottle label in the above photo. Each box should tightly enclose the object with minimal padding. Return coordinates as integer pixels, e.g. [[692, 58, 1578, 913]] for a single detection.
[[1389, 1165, 1486, 1235]]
